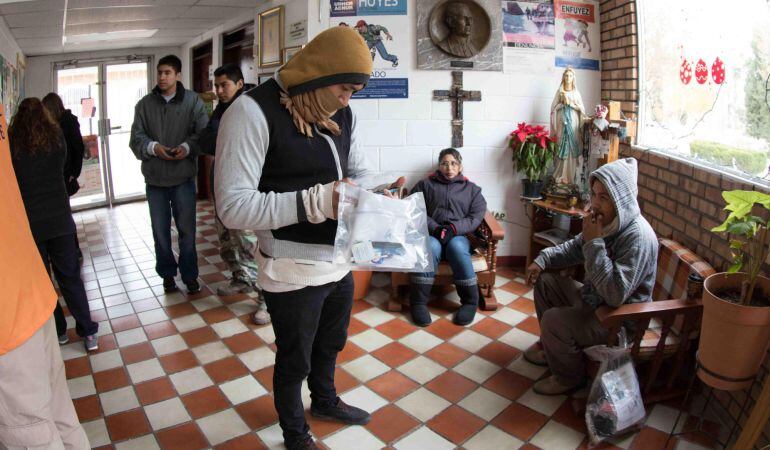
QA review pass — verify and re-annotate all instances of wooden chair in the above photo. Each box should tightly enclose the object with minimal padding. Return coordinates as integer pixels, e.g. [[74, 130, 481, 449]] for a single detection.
[[387, 211, 505, 312], [594, 238, 716, 404]]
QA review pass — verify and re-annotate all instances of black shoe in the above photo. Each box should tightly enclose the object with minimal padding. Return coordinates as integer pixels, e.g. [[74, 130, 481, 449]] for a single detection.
[[453, 283, 479, 326], [163, 277, 178, 293], [409, 283, 433, 327], [287, 437, 320, 450], [310, 398, 370, 425], [184, 279, 201, 294]]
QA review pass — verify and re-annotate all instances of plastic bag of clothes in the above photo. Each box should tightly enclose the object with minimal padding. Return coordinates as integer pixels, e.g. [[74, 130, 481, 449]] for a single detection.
[[584, 344, 646, 446], [333, 184, 433, 272]]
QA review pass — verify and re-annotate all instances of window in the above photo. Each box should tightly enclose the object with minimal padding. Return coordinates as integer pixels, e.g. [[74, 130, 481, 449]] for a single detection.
[[638, 0, 770, 181]]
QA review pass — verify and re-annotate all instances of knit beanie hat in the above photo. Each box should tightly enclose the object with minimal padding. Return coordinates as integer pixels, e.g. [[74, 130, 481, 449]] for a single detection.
[[279, 27, 372, 97]]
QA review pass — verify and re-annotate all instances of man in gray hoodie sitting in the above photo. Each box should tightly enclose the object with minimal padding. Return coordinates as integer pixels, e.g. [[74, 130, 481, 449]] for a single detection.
[[525, 158, 658, 395]]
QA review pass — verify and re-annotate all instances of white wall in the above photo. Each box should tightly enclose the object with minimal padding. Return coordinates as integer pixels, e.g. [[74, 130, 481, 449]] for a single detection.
[[0, 16, 22, 66], [180, 0, 308, 89], [25, 47, 181, 99]]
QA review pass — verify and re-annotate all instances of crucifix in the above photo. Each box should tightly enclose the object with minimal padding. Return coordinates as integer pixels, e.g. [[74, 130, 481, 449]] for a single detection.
[[432, 71, 481, 148]]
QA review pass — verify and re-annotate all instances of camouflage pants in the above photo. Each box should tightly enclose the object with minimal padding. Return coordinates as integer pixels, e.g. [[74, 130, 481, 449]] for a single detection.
[[214, 212, 259, 286]]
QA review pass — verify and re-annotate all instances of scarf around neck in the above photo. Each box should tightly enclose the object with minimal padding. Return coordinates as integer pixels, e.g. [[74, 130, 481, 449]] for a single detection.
[[279, 87, 344, 137]]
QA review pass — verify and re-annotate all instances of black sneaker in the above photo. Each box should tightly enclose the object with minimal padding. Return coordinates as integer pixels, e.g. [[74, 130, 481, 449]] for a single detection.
[[287, 437, 320, 450], [163, 277, 178, 292], [185, 279, 201, 294], [310, 398, 370, 425]]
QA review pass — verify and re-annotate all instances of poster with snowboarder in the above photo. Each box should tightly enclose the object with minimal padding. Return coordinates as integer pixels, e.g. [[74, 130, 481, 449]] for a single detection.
[[330, 0, 409, 98], [554, 0, 600, 70]]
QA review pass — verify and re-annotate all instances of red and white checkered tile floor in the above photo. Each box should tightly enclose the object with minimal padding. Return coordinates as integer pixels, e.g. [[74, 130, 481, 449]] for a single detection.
[[56, 200, 720, 449]]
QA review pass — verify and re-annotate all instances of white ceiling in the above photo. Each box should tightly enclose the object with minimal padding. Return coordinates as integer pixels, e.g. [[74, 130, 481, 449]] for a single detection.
[[0, 0, 262, 56]]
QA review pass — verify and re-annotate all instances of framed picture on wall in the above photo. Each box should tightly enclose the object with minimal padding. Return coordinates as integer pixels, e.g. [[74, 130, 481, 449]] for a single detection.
[[258, 6, 284, 68], [282, 45, 304, 63]]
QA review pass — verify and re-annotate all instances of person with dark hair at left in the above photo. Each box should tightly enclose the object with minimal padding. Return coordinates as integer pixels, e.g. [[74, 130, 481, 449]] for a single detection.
[[409, 148, 487, 327], [129, 54, 209, 295], [9, 97, 99, 351], [199, 63, 269, 325]]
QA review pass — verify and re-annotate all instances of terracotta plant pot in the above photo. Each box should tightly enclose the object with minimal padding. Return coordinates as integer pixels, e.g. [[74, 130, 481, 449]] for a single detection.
[[352, 270, 373, 301], [697, 272, 770, 391]]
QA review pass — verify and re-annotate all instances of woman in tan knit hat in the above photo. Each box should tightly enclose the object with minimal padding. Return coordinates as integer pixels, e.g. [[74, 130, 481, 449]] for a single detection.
[[214, 26, 403, 450]]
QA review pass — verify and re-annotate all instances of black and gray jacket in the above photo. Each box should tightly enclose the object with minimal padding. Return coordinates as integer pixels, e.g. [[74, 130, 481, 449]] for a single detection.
[[129, 81, 208, 187], [410, 171, 487, 236]]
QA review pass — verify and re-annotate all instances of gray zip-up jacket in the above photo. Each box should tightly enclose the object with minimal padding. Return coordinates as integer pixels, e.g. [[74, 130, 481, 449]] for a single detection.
[[129, 82, 208, 187], [534, 158, 658, 308]]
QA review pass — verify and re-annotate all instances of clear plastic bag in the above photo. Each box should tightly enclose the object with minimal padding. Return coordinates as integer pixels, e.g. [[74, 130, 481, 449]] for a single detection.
[[584, 344, 646, 446], [333, 184, 433, 272]]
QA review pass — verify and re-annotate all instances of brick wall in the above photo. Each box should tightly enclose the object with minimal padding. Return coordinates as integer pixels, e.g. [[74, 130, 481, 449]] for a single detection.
[[599, 1, 770, 447]]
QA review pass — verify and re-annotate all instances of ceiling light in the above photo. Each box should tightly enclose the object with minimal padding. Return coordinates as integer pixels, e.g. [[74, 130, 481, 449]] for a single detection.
[[64, 29, 157, 44]]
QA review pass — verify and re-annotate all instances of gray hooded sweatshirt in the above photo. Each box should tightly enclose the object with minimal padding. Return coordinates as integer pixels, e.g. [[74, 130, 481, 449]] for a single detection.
[[534, 158, 658, 308]]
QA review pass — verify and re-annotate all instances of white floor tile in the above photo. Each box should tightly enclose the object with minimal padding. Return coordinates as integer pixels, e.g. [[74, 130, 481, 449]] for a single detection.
[[238, 346, 275, 372], [144, 397, 191, 430], [354, 306, 395, 327], [82, 419, 110, 448], [492, 306, 529, 326], [150, 334, 187, 356], [257, 423, 288, 449], [137, 308, 168, 326], [349, 329, 393, 352], [397, 355, 445, 384], [463, 425, 523, 450], [398, 330, 443, 353], [395, 388, 451, 422], [255, 325, 276, 344], [191, 296, 223, 312], [458, 387, 510, 421], [89, 349, 123, 373], [342, 354, 391, 382], [518, 387, 567, 416], [60, 342, 87, 360], [99, 386, 140, 415], [196, 409, 251, 445], [529, 420, 585, 450], [126, 358, 165, 384], [192, 341, 232, 364], [646, 404, 680, 433], [171, 313, 206, 332], [227, 300, 259, 317], [115, 327, 148, 347], [394, 426, 455, 450], [106, 303, 135, 319], [494, 288, 520, 305], [323, 426, 385, 450], [212, 318, 250, 338], [67, 375, 96, 399], [114, 434, 160, 450], [219, 376, 268, 405], [453, 355, 501, 384], [169, 366, 214, 395], [340, 386, 389, 413], [507, 355, 548, 380], [449, 329, 493, 353], [498, 328, 539, 350]]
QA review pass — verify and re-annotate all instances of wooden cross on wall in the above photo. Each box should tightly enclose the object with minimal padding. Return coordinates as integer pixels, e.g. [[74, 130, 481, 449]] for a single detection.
[[432, 71, 481, 148]]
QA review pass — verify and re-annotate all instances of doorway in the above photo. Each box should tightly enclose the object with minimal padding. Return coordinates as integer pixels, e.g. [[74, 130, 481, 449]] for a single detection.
[[55, 57, 151, 210]]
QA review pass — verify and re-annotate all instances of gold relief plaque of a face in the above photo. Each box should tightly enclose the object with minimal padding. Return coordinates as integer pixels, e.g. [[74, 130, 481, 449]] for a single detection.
[[428, 0, 491, 58]]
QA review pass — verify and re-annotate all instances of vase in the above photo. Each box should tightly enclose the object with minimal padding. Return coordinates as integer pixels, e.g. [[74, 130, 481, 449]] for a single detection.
[[522, 179, 544, 199]]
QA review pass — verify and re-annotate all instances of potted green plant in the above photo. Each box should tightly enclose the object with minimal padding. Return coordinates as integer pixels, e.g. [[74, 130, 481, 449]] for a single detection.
[[509, 122, 556, 199], [699, 190, 770, 391]]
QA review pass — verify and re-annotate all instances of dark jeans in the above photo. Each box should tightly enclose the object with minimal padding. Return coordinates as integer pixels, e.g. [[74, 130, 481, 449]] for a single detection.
[[263, 272, 354, 446], [146, 178, 198, 281], [37, 233, 98, 338]]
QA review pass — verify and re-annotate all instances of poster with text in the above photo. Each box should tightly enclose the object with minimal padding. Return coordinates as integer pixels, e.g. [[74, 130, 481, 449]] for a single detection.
[[502, 0, 554, 49], [330, 0, 409, 98], [554, 0, 600, 70]]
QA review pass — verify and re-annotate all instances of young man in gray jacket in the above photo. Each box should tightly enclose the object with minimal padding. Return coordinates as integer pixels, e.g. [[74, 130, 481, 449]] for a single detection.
[[129, 55, 208, 294], [525, 158, 658, 395]]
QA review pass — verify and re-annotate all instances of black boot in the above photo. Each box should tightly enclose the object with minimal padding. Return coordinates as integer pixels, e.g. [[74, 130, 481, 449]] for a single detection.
[[453, 283, 479, 326], [409, 283, 433, 327]]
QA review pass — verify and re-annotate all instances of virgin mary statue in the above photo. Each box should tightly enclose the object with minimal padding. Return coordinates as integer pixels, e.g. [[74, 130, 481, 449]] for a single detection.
[[550, 67, 586, 187]]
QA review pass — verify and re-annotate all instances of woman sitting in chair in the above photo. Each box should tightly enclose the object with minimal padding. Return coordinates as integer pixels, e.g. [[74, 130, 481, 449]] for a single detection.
[[409, 148, 487, 327]]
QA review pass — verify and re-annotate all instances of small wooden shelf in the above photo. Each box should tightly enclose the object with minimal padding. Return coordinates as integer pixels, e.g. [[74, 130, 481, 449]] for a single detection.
[[523, 197, 587, 268]]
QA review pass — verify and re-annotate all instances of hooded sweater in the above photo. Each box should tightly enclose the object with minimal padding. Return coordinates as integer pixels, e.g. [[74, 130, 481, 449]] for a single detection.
[[534, 158, 658, 308]]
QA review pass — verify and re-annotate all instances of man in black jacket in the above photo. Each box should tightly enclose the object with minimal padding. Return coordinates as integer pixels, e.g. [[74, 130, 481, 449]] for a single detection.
[[200, 64, 269, 325]]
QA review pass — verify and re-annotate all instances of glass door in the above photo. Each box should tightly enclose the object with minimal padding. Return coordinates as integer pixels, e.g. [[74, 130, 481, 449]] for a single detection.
[[55, 57, 151, 209], [56, 66, 106, 209]]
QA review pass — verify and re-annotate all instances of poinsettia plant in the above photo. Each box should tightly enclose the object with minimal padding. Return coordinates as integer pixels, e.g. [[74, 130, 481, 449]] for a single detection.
[[508, 122, 556, 182]]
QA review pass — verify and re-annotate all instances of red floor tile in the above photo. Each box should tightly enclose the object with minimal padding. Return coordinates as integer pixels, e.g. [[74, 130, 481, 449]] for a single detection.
[[365, 404, 419, 443], [336, 342, 366, 364], [159, 350, 198, 374], [371, 342, 418, 368], [234, 395, 278, 430], [164, 302, 198, 318], [630, 426, 677, 450], [425, 318, 465, 340], [222, 331, 264, 354], [491, 403, 548, 441], [347, 317, 370, 336], [119, 342, 155, 365], [181, 386, 230, 419], [94, 334, 118, 352], [424, 342, 471, 368], [425, 370, 478, 403], [482, 369, 532, 401], [553, 400, 588, 433], [516, 316, 541, 336], [472, 317, 513, 339], [134, 377, 176, 406], [73, 395, 102, 421], [182, 326, 220, 348], [93, 367, 130, 393], [65, 357, 92, 379], [500, 280, 531, 295], [110, 315, 141, 333], [510, 297, 537, 315], [204, 356, 250, 383], [253, 366, 275, 392], [306, 413, 346, 438], [375, 319, 415, 340], [366, 370, 419, 402], [156, 422, 210, 450], [105, 409, 151, 442], [215, 433, 268, 450], [477, 341, 521, 368], [427, 405, 485, 444], [144, 320, 178, 340], [201, 306, 237, 324]]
